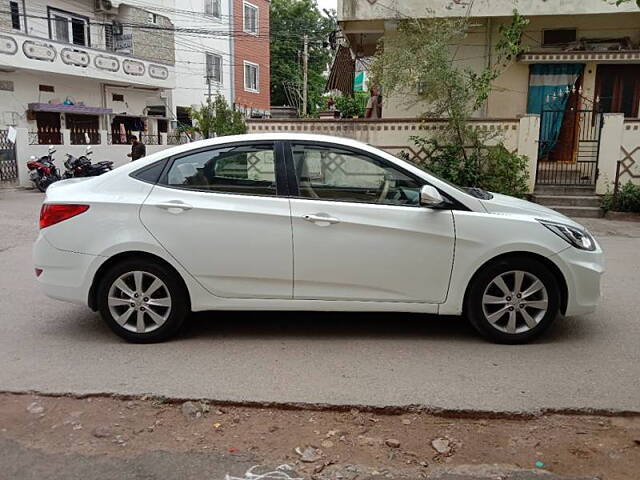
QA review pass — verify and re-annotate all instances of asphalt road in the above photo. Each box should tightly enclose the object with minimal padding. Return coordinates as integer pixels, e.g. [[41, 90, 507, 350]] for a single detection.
[[1, 188, 639, 413]]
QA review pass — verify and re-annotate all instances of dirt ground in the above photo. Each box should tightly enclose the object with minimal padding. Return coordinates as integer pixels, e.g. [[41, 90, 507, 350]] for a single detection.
[[1, 393, 638, 480]]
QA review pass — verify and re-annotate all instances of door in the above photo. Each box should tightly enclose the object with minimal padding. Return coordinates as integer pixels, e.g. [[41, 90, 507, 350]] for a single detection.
[[140, 142, 293, 299], [596, 64, 640, 118], [286, 142, 455, 303]]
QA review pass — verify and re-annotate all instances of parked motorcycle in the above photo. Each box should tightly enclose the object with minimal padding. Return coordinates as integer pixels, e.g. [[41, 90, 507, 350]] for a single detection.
[[63, 146, 114, 178], [26, 146, 62, 192]]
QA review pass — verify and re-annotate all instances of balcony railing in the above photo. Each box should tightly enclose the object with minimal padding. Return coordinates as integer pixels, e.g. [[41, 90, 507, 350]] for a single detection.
[[0, 31, 174, 88], [70, 129, 101, 145], [29, 129, 63, 145]]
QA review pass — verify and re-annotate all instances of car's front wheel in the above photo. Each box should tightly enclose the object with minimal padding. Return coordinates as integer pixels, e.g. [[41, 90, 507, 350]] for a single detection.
[[466, 257, 561, 344], [97, 259, 189, 343]]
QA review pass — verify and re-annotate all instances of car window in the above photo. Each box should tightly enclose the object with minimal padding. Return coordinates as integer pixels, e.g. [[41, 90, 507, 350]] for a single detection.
[[163, 144, 277, 196], [291, 144, 422, 206]]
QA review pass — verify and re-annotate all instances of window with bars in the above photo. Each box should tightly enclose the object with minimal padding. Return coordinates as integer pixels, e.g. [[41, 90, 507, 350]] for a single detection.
[[243, 2, 258, 34], [10, 1, 21, 30], [244, 62, 259, 92], [206, 53, 223, 83], [205, 0, 221, 18]]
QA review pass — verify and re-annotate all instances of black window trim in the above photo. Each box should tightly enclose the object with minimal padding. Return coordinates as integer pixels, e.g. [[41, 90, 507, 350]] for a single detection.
[[138, 140, 289, 198], [283, 140, 468, 211]]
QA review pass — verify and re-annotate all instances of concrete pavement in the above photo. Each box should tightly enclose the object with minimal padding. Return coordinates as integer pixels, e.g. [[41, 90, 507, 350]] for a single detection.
[[0, 188, 639, 413]]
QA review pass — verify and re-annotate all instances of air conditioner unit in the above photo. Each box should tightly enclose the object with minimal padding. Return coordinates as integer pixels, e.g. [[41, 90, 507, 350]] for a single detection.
[[112, 20, 124, 36], [95, 0, 115, 14]]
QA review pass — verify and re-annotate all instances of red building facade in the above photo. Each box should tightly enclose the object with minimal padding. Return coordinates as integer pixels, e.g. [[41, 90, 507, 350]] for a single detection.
[[232, 0, 271, 116]]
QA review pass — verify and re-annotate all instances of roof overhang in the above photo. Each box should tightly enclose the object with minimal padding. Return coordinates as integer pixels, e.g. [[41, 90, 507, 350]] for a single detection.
[[28, 103, 113, 115], [519, 50, 640, 64]]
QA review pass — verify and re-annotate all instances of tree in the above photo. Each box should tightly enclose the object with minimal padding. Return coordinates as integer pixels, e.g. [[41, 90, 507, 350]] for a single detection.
[[189, 95, 247, 139], [369, 12, 532, 197], [270, 0, 335, 115]]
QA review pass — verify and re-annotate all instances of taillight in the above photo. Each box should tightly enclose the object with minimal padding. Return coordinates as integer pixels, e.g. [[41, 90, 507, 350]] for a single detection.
[[39, 204, 89, 229]]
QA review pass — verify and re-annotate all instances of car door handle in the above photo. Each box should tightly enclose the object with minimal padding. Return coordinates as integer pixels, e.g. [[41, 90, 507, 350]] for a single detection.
[[153, 201, 193, 212], [302, 214, 340, 225]]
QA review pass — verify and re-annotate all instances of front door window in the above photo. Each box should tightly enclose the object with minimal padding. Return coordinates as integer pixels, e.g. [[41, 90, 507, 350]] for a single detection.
[[291, 144, 422, 206]]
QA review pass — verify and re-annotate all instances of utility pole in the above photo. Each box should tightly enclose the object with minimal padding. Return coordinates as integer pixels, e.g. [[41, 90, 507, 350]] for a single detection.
[[302, 34, 309, 116]]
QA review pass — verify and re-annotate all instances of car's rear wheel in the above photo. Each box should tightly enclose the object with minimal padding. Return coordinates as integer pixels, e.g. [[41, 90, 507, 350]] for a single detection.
[[466, 257, 560, 344], [97, 259, 189, 343]]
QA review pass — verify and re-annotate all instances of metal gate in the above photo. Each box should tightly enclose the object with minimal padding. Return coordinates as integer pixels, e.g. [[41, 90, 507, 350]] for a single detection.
[[536, 109, 603, 186], [0, 129, 18, 184]]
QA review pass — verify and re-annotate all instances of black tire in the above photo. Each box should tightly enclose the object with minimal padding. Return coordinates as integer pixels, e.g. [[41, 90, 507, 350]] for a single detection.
[[465, 256, 560, 344], [35, 179, 47, 192], [97, 259, 189, 343]]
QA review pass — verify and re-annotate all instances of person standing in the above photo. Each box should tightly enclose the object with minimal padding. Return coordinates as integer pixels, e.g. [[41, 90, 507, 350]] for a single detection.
[[365, 86, 383, 119], [127, 136, 146, 161]]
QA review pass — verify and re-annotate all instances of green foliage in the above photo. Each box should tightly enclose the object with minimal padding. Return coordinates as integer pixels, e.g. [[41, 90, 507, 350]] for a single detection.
[[614, 0, 640, 7], [370, 10, 530, 196], [410, 135, 529, 198], [335, 95, 364, 118], [189, 95, 247, 139], [270, 0, 335, 114], [602, 181, 640, 212]]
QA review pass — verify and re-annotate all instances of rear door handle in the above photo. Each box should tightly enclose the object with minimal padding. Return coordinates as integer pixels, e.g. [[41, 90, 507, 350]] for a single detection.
[[153, 201, 193, 213], [303, 214, 340, 226]]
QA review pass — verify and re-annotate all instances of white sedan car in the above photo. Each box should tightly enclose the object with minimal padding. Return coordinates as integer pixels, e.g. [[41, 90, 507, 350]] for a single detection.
[[34, 134, 604, 344]]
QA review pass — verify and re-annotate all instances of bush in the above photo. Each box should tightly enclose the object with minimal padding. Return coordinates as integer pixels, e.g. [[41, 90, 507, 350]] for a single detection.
[[410, 136, 529, 198], [335, 95, 365, 118], [602, 181, 640, 212]]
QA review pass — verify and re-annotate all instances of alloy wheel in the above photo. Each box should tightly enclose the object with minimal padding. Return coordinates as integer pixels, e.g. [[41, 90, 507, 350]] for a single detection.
[[107, 271, 172, 334], [481, 270, 549, 335]]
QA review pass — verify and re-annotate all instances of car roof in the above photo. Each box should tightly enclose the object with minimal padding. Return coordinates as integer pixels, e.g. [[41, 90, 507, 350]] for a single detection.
[[181, 133, 371, 150]]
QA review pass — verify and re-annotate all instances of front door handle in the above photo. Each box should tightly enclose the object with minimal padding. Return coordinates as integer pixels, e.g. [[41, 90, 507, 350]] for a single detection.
[[303, 214, 340, 226], [153, 201, 193, 213]]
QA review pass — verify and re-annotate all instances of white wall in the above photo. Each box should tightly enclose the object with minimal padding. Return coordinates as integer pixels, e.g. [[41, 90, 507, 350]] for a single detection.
[[14, 127, 173, 187], [0, 70, 166, 130], [147, 0, 234, 114], [338, 0, 640, 21]]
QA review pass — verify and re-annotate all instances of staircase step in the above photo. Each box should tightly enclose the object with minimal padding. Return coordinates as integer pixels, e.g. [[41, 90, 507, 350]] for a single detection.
[[533, 194, 602, 208], [546, 205, 604, 218], [534, 185, 596, 195]]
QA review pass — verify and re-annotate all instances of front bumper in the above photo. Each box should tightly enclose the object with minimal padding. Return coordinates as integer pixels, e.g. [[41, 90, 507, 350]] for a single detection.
[[551, 244, 605, 316], [33, 233, 102, 306]]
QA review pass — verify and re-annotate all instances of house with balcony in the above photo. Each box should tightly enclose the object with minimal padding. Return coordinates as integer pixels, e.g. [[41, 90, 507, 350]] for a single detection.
[[0, 0, 176, 178], [299, 0, 640, 211]]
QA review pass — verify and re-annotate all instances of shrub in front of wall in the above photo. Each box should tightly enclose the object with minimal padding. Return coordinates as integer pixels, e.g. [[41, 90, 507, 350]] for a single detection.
[[602, 181, 640, 212]]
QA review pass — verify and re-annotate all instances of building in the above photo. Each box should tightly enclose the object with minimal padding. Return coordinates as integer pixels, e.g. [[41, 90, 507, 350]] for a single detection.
[[337, 0, 640, 120], [158, 0, 234, 125], [322, 0, 640, 200], [0, 0, 177, 184], [231, 0, 270, 117]]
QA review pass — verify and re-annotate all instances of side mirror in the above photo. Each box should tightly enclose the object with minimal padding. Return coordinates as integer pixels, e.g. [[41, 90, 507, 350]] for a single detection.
[[420, 185, 445, 208]]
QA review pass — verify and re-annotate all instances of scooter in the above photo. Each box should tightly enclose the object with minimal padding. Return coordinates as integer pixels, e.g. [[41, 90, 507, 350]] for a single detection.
[[63, 146, 114, 178], [26, 146, 62, 192]]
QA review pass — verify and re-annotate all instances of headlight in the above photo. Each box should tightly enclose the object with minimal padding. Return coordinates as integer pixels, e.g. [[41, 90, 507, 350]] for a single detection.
[[537, 219, 596, 251]]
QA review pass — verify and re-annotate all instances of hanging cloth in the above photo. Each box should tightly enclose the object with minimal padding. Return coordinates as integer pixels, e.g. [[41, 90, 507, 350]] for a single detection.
[[527, 64, 584, 159]]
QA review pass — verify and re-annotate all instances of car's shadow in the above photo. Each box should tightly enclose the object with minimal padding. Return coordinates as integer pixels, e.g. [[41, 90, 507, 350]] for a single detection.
[[176, 310, 589, 345], [52, 308, 593, 345]]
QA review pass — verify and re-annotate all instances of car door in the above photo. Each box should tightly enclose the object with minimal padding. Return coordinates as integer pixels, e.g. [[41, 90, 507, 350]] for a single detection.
[[140, 141, 293, 299], [286, 142, 455, 304]]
